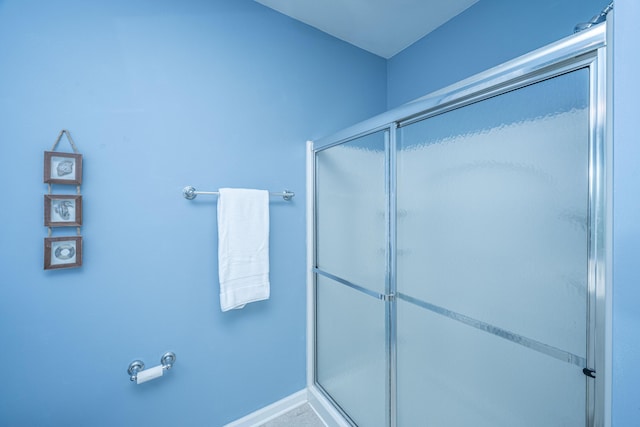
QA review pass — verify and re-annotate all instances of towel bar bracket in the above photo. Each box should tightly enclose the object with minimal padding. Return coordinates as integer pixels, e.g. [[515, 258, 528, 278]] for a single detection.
[[183, 186, 197, 200], [127, 360, 145, 381]]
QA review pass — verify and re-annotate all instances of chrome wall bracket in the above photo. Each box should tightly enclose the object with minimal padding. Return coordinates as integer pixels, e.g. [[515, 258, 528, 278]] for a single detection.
[[161, 351, 176, 370], [127, 360, 145, 381], [127, 351, 177, 382]]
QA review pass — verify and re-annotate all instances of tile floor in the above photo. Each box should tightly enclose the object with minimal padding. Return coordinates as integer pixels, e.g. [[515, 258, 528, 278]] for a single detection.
[[260, 403, 326, 427]]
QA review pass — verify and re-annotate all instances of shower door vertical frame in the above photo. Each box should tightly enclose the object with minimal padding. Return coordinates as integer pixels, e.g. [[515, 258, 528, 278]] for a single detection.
[[387, 123, 398, 427], [588, 31, 610, 427]]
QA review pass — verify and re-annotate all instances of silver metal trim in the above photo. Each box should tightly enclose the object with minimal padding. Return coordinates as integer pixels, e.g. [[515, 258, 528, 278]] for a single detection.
[[602, 13, 614, 426], [590, 28, 610, 427], [388, 123, 398, 427], [306, 141, 316, 392], [384, 127, 392, 427], [585, 54, 599, 427], [313, 123, 396, 154], [182, 186, 294, 200], [314, 268, 387, 301], [312, 144, 320, 389], [397, 293, 587, 367]]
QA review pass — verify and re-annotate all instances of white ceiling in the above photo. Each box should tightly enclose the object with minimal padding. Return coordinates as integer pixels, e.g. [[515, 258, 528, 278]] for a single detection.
[[255, 0, 479, 59]]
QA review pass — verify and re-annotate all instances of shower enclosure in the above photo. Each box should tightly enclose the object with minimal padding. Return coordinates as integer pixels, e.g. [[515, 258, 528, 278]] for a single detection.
[[309, 23, 610, 427]]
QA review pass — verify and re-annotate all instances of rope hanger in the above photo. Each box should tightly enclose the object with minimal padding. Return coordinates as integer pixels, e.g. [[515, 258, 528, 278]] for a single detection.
[[50, 129, 80, 154], [47, 129, 81, 237]]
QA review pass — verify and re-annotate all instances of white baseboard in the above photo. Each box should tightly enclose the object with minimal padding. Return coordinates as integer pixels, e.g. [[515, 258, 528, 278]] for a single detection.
[[224, 389, 308, 427]]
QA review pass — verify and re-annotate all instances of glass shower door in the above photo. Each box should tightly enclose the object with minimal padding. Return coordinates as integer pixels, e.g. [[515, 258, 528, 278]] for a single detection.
[[396, 69, 591, 426], [315, 130, 390, 427]]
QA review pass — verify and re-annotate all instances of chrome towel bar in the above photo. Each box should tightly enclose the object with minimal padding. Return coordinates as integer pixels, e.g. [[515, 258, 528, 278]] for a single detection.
[[182, 186, 294, 201]]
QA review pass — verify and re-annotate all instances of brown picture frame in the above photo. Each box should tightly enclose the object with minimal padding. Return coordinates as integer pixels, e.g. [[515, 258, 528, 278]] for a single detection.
[[44, 151, 83, 185], [44, 236, 83, 270], [44, 195, 82, 227]]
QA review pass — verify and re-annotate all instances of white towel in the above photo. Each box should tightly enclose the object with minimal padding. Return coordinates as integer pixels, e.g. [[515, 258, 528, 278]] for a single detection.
[[217, 188, 270, 312]]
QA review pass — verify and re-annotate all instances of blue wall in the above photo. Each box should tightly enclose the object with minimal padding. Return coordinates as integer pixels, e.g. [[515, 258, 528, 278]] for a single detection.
[[387, 0, 640, 424], [387, 0, 605, 109], [0, 1, 386, 426]]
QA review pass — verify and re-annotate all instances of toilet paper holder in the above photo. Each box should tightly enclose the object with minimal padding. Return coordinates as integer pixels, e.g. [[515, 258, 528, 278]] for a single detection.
[[128, 351, 176, 383]]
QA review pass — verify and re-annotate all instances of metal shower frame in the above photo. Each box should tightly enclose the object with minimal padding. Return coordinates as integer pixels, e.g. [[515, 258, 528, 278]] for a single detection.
[[307, 20, 611, 427]]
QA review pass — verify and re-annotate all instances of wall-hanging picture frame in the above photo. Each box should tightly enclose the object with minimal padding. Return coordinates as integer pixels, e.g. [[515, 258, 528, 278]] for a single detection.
[[44, 236, 83, 270], [44, 151, 83, 185], [44, 194, 82, 227]]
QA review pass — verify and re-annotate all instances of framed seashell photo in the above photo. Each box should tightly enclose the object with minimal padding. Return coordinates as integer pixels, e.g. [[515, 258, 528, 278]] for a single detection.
[[44, 236, 82, 270], [44, 151, 83, 185], [44, 194, 82, 227]]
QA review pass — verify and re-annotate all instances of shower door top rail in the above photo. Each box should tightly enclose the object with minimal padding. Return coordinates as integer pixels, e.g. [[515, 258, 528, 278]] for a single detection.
[[313, 23, 606, 151]]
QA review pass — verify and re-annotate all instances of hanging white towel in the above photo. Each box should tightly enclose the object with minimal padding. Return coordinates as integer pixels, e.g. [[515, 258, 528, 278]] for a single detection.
[[217, 188, 270, 312]]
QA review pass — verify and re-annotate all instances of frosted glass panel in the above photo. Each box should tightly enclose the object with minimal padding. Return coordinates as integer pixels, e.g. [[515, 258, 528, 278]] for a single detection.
[[316, 275, 386, 427], [316, 131, 387, 294], [396, 70, 589, 358], [397, 300, 586, 427]]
